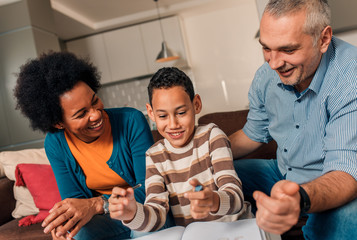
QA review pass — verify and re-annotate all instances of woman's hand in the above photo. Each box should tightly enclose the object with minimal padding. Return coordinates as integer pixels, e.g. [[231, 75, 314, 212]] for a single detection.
[[109, 187, 137, 222], [42, 197, 102, 239], [184, 179, 220, 219]]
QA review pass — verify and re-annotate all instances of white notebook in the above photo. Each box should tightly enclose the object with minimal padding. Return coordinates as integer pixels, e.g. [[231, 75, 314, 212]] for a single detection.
[[133, 218, 281, 240]]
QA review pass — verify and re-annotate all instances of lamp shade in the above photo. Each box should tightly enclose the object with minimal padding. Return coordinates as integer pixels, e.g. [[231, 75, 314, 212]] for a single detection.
[[156, 41, 180, 63]]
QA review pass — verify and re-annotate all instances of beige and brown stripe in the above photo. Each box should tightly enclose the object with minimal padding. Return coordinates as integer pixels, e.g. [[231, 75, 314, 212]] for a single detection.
[[124, 123, 246, 232]]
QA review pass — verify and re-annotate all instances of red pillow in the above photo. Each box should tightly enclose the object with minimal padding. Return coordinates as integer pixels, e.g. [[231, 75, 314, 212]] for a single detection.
[[15, 163, 61, 226]]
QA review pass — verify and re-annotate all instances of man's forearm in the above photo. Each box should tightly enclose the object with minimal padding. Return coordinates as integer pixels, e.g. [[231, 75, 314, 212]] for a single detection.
[[302, 171, 357, 213], [229, 129, 262, 159]]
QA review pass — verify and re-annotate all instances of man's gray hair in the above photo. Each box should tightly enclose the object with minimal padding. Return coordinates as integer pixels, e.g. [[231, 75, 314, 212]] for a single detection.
[[264, 0, 331, 45]]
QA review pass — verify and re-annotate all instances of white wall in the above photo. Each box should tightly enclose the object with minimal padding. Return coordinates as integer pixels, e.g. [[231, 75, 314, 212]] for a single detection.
[[179, 0, 264, 118], [335, 30, 357, 47], [178, 0, 357, 119]]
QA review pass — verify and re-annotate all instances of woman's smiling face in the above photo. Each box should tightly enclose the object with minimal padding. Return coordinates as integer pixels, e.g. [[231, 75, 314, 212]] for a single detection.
[[57, 81, 105, 143]]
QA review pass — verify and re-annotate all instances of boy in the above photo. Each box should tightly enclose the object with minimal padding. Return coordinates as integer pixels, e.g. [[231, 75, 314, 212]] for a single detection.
[[109, 67, 249, 232]]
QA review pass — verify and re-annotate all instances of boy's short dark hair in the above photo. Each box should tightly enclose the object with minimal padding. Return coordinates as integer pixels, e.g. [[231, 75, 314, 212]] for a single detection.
[[148, 67, 195, 105]]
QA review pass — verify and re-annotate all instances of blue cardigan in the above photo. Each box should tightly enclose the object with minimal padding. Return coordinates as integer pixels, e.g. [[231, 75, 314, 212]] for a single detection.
[[44, 108, 153, 204]]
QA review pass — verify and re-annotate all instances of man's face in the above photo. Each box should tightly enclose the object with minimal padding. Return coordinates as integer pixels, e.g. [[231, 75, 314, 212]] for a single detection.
[[259, 10, 323, 92]]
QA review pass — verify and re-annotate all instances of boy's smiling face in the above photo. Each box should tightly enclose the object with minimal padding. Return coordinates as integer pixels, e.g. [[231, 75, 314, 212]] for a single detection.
[[147, 86, 202, 148]]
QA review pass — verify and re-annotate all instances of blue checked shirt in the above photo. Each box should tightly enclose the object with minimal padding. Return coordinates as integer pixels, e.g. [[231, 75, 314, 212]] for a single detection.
[[243, 36, 357, 184]]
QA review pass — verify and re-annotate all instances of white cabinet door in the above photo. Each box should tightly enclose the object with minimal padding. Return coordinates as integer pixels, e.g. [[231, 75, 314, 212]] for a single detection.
[[103, 25, 149, 82], [66, 34, 112, 84], [140, 16, 188, 74], [65, 17, 188, 83]]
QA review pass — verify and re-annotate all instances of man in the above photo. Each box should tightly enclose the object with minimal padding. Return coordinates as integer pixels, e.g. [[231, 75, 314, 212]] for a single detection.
[[229, 0, 357, 239]]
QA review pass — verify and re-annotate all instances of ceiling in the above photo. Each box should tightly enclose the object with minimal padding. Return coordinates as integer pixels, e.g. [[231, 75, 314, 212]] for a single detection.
[[50, 0, 214, 40], [0, 0, 356, 40], [0, 0, 214, 40]]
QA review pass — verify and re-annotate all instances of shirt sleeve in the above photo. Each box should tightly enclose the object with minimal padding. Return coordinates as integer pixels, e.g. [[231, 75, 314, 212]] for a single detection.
[[123, 153, 169, 232], [209, 126, 244, 216], [322, 84, 357, 181], [127, 109, 155, 203], [243, 64, 273, 144], [44, 133, 92, 199]]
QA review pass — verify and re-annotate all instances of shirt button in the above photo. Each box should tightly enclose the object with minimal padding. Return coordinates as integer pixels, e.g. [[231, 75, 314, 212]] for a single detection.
[[288, 168, 292, 171], [120, 172, 123, 175], [284, 148, 287, 152], [296, 125, 300, 129]]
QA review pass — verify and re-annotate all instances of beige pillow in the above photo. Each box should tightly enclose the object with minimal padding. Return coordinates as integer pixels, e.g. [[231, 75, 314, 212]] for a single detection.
[[0, 148, 50, 218]]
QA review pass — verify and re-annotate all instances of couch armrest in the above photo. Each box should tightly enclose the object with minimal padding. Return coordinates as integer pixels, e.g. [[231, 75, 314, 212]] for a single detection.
[[0, 177, 15, 226]]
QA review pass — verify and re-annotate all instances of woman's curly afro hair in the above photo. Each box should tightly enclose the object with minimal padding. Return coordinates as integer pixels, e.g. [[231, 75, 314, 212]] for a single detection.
[[14, 51, 101, 133]]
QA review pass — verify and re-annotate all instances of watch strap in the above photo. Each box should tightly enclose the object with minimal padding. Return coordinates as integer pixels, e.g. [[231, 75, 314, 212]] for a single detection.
[[298, 186, 311, 214]]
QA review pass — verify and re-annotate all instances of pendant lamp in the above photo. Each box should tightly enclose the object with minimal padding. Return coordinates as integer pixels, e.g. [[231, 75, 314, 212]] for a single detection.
[[154, 0, 180, 62]]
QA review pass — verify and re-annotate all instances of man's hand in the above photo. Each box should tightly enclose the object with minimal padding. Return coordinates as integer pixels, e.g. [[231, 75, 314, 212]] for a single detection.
[[253, 180, 300, 235], [42, 198, 100, 239], [109, 187, 137, 222], [184, 179, 219, 219]]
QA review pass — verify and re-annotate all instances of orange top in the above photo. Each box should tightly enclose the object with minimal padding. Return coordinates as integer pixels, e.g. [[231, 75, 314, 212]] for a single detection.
[[65, 111, 128, 195]]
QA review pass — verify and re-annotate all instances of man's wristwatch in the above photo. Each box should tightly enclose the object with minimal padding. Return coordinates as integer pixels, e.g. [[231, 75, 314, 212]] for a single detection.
[[298, 186, 311, 214], [101, 195, 109, 214]]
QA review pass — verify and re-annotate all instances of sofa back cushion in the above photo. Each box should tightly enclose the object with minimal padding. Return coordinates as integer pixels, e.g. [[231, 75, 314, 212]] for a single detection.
[[0, 177, 15, 225], [198, 110, 277, 160], [198, 110, 249, 136]]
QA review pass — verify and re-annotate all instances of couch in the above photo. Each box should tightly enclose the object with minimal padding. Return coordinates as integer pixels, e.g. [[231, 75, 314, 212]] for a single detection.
[[0, 109, 304, 240]]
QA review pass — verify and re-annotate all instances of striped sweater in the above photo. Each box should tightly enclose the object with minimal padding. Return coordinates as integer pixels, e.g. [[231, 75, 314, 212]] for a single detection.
[[124, 123, 246, 232]]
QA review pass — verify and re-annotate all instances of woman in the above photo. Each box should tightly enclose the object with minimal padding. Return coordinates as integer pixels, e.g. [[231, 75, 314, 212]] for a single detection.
[[14, 51, 153, 240]]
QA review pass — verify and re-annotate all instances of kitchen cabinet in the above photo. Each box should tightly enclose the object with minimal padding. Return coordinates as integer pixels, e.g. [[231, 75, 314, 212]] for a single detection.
[[103, 25, 149, 81], [66, 16, 188, 84], [66, 34, 112, 84], [0, 0, 60, 151], [0, 28, 59, 151]]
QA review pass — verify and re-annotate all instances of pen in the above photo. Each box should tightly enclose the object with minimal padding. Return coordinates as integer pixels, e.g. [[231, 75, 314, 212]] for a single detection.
[[114, 183, 142, 198], [131, 183, 142, 190]]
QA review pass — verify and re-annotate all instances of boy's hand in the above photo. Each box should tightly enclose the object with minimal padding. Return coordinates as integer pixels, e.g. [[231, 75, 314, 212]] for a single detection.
[[184, 179, 220, 219], [51, 228, 68, 240], [109, 187, 137, 222]]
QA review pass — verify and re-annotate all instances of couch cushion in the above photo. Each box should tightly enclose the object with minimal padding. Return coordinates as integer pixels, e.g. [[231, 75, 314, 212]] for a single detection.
[[0, 149, 50, 218], [15, 164, 61, 226], [198, 110, 249, 137], [0, 220, 51, 240], [198, 110, 277, 160], [0, 177, 15, 226]]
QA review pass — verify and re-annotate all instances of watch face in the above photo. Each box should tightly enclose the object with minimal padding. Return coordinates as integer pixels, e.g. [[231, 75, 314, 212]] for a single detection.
[[102, 196, 109, 214]]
